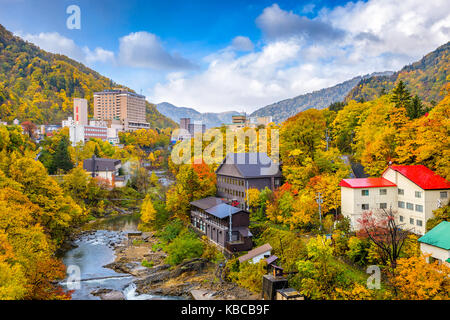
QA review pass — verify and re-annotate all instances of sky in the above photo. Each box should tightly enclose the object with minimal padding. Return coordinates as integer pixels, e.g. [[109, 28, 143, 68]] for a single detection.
[[0, 0, 449, 113]]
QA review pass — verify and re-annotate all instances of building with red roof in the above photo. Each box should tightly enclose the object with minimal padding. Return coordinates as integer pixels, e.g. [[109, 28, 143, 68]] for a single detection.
[[340, 165, 450, 235]]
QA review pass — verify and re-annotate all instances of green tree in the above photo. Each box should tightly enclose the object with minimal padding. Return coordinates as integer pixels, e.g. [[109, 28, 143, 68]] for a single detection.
[[50, 135, 73, 174], [390, 80, 411, 110]]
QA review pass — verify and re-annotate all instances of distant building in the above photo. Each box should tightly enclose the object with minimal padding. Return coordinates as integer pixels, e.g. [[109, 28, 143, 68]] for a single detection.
[[73, 98, 88, 125], [418, 221, 450, 267], [339, 165, 450, 234], [176, 118, 206, 141], [83, 156, 127, 187], [190, 197, 253, 253], [216, 153, 282, 210], [94, 89, 149, 131]]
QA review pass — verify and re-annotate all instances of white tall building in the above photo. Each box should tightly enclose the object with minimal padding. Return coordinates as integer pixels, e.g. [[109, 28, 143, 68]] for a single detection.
[[73, 98, 88, 125], [340, 165, 450, 235]]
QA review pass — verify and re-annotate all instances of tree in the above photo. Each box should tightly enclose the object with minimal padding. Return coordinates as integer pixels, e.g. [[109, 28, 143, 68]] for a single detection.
[[357, 209, 409, 271], [390, 80, 411, 110], [391, 256, 450, 300], [406, 95, 426, 119], [140, 194, 156, 224], [50, 135, 74, 174]]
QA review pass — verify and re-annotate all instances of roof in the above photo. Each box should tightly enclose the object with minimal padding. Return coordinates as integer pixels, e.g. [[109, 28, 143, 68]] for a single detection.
[[339, 178, 397, 189], [215, 153, 281, 178], [205, 203, 244, 219], [265, 255, 278, 265], [238, 243, 272, 263], [418, 221, 450, 250], [83, 157, 121, 172], [386, 165, 450, 190], [190, 197, 224, 210]]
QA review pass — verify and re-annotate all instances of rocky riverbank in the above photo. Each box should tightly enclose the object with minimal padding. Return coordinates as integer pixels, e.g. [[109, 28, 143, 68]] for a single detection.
[[104, 231, 259, 300]]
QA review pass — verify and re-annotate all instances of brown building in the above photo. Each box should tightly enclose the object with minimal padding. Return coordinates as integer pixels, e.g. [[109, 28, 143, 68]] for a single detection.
[[93, 89, 149, 131], [190, 197, 252, 253], [216, 153, 282, 210]]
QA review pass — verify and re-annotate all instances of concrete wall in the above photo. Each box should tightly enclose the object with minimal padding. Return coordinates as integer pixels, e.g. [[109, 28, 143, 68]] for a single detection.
[[420, 243, 450, 266]]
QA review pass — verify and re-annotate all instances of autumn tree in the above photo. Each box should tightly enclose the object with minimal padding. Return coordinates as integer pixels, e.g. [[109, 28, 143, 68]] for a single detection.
[[357, 209, 409, 271], [391, 256, 450, 300]]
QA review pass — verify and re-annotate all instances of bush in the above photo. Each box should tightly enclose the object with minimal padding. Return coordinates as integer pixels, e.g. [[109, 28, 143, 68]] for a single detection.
[[228, 261, 267, 293], [141, 259, 154, 268], [158, 220, 184, 243], [346, 236, 370, 266], [165, 230, 204, 265]]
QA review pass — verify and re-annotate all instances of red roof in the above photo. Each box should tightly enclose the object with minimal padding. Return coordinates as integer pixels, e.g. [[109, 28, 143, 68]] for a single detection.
[[386, 165, 450, 190], [339, 178, 397, 189]]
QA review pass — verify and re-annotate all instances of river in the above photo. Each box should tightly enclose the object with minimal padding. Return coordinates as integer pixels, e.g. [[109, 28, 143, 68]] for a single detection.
[[59, 170, 181, 300]]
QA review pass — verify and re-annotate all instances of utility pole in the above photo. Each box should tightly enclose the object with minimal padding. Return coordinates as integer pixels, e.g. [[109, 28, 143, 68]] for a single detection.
[[316, 192, 323, 231]]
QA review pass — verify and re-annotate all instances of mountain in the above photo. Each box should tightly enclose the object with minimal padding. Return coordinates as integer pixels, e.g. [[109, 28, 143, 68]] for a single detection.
[[0, 24, 176, 129], [250, 73, 393, 123], [345, 42, 450, 105], [156, 102, 243, 128]]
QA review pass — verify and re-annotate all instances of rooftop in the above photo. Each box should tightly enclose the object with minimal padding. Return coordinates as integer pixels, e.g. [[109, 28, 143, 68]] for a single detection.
[[339, 178, 397, 189], [190, 197, 224, 210], [83, 157, 121, 172], [386, 165, 450, 190], [216, 152, 281, 178], [238, 243, 272, 263], [418, 221, 450, 250]]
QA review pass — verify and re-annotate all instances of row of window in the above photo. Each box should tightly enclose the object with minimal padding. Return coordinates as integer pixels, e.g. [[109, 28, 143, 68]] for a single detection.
[[398, 201, 423, 212], [362, 189, 448, 200], [399, 215, 423, 227], [218, 187, 245, 199], [218, 176, 245, 186]]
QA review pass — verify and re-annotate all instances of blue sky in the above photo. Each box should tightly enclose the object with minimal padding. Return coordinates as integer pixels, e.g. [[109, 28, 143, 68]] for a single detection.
[[0, 0, 449, 112]]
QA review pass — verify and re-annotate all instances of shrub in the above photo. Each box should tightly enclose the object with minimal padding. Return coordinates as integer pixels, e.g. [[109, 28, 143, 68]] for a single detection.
[[158, 220, 184, 243], [165, 230, 204, 265]]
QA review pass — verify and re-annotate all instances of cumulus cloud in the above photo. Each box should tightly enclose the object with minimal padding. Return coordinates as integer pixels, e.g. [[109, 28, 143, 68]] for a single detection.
[[256, 3, 346, 41], [152, 0, 450, 113], [231, 36, 254, 51], [118, 31, 195, 70], [17, 31, 115, 65]]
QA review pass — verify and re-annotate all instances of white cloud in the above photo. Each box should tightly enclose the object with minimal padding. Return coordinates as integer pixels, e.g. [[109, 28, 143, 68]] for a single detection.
[[231, 36, 254, 51], [16, 31, 115, 65], [118, 31, 195, 70], [152, 0, 450, 113]]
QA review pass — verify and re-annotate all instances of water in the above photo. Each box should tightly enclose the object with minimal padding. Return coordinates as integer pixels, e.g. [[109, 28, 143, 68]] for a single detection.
[[60, 214, 180, 300]]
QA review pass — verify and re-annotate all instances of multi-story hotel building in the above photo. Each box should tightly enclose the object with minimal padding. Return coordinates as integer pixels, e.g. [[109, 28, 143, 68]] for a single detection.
[[340, 165, 450, 235], [73, 98, 88, 125], [93, 89, 149, 131]]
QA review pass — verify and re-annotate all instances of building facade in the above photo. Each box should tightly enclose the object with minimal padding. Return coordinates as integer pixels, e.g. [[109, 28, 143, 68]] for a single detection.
[[190, 197, 253, 253], [83, 156, 127, 187], [94, 89, 149, 131], [418, 221, 450, 266], [73, 98, 88, 125], [216, 153, 282, 210], [340, 165, 450, 235]]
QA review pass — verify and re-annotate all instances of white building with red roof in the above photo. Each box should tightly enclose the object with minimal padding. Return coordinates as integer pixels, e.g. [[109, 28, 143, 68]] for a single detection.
[[340, 165, 450, 235]]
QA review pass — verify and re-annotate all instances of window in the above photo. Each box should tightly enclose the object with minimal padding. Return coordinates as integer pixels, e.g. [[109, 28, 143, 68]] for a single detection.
[[398, 201, 405, 209], [415, 191, 422, 198], [410, 218, 414, 225], [380, 203, 387, 209], [440, 191, 448, 199], [399, 215, 404, 222], [406, 203, 414, 210], [398, 189, 404, 195], [416, 220, 423, 227], [379, 189, 387, 195], [361, 190, 369, 196], [415, 204, 423, 213], [362, 204, 369, 210]]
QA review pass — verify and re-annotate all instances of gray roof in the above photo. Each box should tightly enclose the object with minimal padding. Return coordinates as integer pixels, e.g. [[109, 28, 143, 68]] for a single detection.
[[190, 197, 224, 210], [216, 153, 281, 178], [205, 203, 243, 219], [83, 157, 121, 172]]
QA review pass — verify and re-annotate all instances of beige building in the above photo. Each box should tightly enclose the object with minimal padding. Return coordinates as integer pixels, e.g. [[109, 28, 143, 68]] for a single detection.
[[340, 165, 450, 235], [94, 89, 149, 131], [73, 98, 88, 125]]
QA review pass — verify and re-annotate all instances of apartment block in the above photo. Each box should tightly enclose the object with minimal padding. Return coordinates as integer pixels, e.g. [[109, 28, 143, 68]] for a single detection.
[[93, 89, 149, 131], [73, 98, 88, 125], [340, 165, 450, 235]]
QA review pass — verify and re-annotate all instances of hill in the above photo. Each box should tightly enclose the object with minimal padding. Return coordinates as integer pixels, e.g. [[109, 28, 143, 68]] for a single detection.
[[156, 102, 243, 128], [345, 42, 450, 105], [249, 73, 392, 123], [0, 24, 176, 129]]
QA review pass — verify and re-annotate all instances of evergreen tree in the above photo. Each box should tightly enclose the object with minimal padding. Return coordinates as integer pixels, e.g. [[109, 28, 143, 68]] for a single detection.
[[406, 95, 426, 119], [51, 136, 74, 174], [390, 80, 412, 109]]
